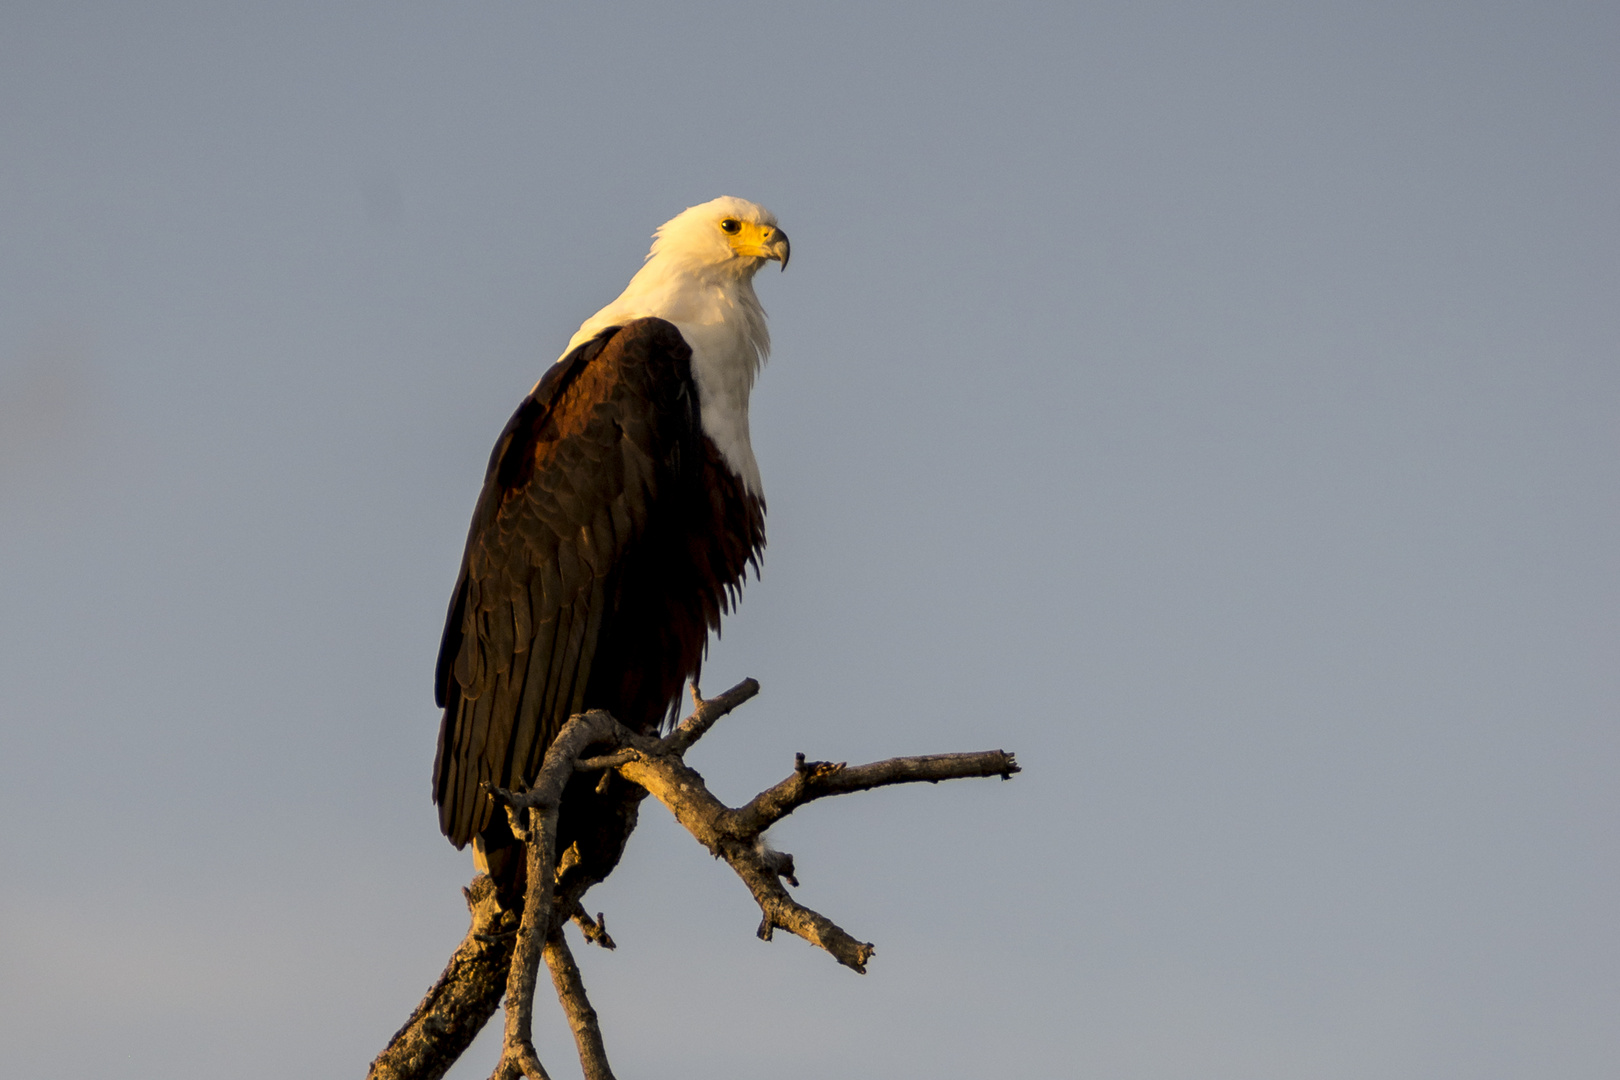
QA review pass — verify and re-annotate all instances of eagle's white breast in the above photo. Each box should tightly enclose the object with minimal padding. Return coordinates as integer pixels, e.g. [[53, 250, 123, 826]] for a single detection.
[[554, 196, 778, 497]]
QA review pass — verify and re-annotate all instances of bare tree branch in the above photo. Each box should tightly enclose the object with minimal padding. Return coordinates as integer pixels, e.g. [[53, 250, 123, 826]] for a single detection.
[[567, 902, 616, 950], [574, 683, 1021, 975], [371, 680, 1018, 1079], [543, 930, 615, 1080], [730, 749, 1021, 836], [485, 710, 622, 1080], [659, 677, 760, 755], [609, 735, 1016, 973], [366, 876, 514, 1080], [491, 1045, 551, 1080]]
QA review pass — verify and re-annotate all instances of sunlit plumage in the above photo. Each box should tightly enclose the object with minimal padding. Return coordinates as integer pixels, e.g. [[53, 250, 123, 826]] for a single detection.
[[432, 198, 787, 890]]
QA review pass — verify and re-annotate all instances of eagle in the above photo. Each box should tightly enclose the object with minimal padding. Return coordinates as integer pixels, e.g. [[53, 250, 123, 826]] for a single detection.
[[431, 196, 789, 893]]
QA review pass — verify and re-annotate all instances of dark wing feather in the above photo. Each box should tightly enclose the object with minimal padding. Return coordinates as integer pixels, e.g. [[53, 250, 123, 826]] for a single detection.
[[432, 319, 705, 847]]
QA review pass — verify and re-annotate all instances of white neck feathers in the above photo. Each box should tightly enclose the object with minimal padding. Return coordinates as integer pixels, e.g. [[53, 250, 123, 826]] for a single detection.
[[559, 221, 772, 496]]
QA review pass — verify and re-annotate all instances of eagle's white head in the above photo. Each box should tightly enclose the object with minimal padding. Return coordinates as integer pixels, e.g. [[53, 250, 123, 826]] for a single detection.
[[646, 196, 790, 278], [562, 196, 789, 496]]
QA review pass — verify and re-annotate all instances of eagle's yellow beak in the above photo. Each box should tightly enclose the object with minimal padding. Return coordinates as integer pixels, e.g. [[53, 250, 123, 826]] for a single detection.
[[730, 223, 791, 271]]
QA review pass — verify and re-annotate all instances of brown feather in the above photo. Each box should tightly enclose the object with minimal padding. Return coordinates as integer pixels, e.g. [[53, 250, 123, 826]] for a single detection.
[[433, 319, 766, 850]]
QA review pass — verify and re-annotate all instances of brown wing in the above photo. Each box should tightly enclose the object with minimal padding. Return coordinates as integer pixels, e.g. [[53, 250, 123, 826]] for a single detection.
[[432, 318, 715, 848]]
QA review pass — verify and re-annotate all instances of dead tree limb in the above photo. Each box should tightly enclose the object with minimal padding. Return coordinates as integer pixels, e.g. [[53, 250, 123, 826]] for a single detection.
[[486, 709, 622, 1080], [369, 680, 1018, 1080], [543, 930, 614, 1080], [603, 729, 1017, 973], [366, 875, 514, 1080]]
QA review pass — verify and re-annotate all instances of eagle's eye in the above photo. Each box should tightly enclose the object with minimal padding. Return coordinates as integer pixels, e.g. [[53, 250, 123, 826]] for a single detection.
[[720, 219, 741, 234]]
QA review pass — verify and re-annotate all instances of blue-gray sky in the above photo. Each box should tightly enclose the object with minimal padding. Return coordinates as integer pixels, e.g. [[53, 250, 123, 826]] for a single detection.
[[1, 3, 1616, 1078]]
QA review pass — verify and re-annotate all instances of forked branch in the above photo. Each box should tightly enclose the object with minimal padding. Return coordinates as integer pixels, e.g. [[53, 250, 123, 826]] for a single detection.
[[368, 680, 1018, 1080], [601, 709, 1017, 973], [485, 710, 621, 1080]]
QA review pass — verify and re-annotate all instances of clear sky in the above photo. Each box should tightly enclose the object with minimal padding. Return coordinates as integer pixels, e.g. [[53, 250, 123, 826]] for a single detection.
[[1, 3, 1616, 1078]]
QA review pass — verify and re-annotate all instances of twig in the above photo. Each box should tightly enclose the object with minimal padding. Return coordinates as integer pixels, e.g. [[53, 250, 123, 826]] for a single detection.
[[544, 930, 616, 1080], [658, 677, 760, 755], [569, 903, 616, 950], [731, 749, 1020, 835], [571, 678, 759, 772]]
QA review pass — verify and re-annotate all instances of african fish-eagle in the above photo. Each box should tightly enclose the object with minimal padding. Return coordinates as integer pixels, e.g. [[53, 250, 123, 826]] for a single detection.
[[431, 197, 789, 889]]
